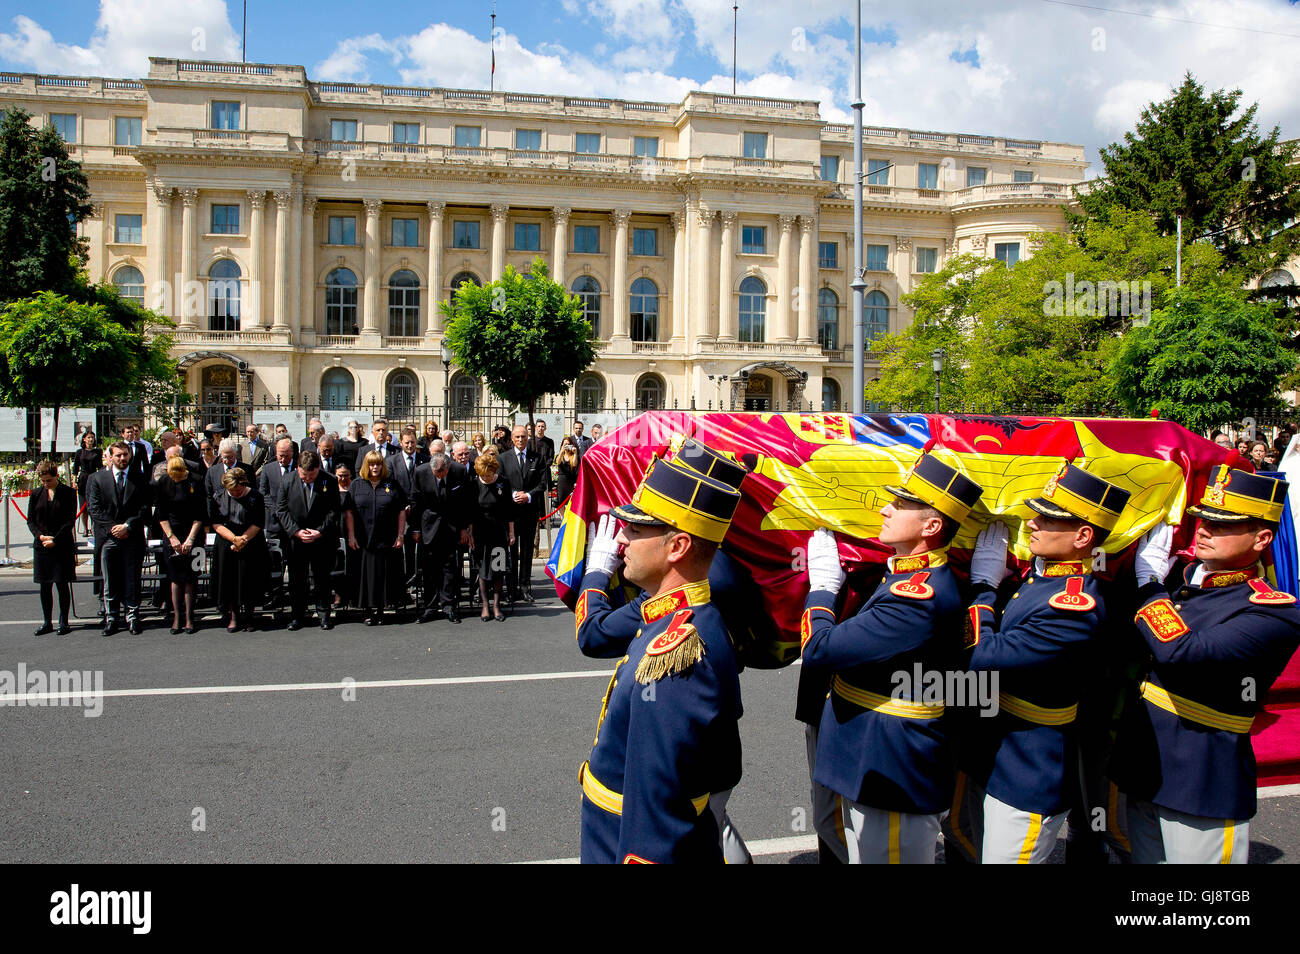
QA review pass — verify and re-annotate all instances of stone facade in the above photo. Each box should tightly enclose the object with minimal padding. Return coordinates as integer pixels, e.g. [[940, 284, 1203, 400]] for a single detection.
[[1, 57, 1088, 413]]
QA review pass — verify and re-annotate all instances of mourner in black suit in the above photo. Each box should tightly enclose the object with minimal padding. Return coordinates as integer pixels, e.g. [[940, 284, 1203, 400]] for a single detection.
[[72, 430, 102, 536], [412, 452, 470, 623], [121, 425, 151, 485], [257, 439, 298, 546], [276, 450, 342, 630], [571, 420, 594, 456], [154, 457, 206, 634], [346, 453, 408, 625], [87, 442, 153, 634], [212, 468, 269, 632], [242, 423, 271, 473], [316, 436, 340, 476], [500, 425, 546, 601], [391, 428, 429, 587], [205, 439, 250, 512], [28, 461, 77, 635], [468, 454, 513, 621], [356, 419, 398, 464]]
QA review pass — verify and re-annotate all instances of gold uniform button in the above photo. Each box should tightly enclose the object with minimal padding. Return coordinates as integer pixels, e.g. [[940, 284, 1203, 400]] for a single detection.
[[1175, 604, 1182, 610], [1027, 578, 1034, 584], [1012, 593, 1020, 599]]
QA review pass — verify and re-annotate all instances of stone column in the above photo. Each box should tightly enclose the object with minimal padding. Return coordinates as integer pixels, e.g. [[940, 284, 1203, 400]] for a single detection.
[[301, 196, 317, 339], [178, 188, 199, 328], [695, 205, 715, 343], [247, 190, 265, 328], [272, 190, 292, 333], [288, 185, 302, 336], [797, 215, 816, 343], [362, 198, 382, 337], [150, 184, 173, 318], [776, 214, 796, 342], [717, 210, 737, 340], [610, 208, 631, 340], [551, 206, 570, 288], [670, 210, 686, 347], [489, 203, 509, 280], [427, 200, 445, 336]]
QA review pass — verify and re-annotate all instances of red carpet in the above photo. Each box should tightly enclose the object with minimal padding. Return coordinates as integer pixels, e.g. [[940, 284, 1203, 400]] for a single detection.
[[1256, 645, 1300, 788]]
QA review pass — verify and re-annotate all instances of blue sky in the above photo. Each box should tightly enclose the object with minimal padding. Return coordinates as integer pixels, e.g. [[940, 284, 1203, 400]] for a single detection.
[[3, 0, 1300, 173]]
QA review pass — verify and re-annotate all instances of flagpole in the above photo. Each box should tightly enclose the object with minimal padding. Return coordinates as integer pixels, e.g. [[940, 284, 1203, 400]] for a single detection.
[[732, 4, 738, 94], [490, 8, 496, 92], [851, 0, 866, 415]]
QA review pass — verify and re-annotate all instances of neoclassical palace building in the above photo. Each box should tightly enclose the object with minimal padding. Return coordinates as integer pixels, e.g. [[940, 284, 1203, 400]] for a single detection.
[[2, 57, 1087, 415]]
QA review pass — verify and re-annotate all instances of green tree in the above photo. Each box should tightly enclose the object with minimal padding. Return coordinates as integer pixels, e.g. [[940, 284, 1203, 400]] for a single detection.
[[1108, 284, 1294, 432], [0, 107, 92, 303], [0, 291, 177, 451], [440, 257, 596, 424], [1075, 74, 1300, 279]]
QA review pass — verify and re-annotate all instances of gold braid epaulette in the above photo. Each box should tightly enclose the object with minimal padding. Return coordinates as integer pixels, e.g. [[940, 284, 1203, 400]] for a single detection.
[[635, 609, 706, 684]]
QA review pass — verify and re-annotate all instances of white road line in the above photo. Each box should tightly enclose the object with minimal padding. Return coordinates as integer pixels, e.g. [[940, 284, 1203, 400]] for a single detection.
[[0, 669, 615, 704], [516, 833, 818, 864]]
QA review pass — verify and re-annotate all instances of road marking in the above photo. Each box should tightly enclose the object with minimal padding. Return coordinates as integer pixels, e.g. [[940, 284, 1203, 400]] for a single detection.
[[516, 833, 818, 864], [1260, 783, 1300, 798], [0, 669, 615, 704]]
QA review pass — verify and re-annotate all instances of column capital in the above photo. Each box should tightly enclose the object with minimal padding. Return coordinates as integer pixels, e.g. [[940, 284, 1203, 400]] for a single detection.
[[610, 208, 632, 229], [490, 202, 510, 223], [273, 189, 293, 210], [177, 188, 199, 207], [304, 195, 319, 216], [247, 190, 266, 210], [895, 233, 911, 251], [970, 234, 986, 251], [152, 184, 173, 205], [552, 206, 571, 226], [671, 209, 686, 231], [799, 214, 816, 236], [778, 214, 797, 233], [426, 200, 446, 219], [363, 197, 383, 218], [719, 209, 738, 229], [697, 206, 716, 225]]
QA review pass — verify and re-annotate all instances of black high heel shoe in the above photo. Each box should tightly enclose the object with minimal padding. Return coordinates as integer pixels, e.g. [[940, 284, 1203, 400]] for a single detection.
[[34, 623, 53, 636]]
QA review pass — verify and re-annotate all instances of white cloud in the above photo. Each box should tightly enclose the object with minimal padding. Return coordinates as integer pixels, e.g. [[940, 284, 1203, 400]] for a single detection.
[[313, 34, 399, 83], [0, 0, 240, 77]]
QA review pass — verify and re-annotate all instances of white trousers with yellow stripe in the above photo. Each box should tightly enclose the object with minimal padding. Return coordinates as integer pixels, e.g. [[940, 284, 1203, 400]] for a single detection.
[[842, 801, 941, 864], [1126, 798, 1249, 864], [804, 724, 849, 863], [947, 772, 1066, 864]]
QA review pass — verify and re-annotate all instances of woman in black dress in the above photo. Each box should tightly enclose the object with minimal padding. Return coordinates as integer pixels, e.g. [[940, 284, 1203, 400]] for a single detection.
[[28, 460, 77, 635], [346, 451, 408, 625], [338, 420, 366, 474], [417, 420, 440, 454], [71, 430, 101, 537], [154, 456, 205, 634], [332, 465, 359, 609], [470, 453, 513, 622], [211, 467, 268, 632], [555, 436, 579, 509]]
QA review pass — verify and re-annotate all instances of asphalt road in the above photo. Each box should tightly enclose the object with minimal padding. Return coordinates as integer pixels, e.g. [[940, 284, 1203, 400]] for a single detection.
[[0, 571, 1295, 865]]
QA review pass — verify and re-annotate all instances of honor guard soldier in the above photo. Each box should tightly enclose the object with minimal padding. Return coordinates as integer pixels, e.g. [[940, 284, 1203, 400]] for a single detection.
[[575, 454, 744, 863], [801, 450, 984, 863], [1111, 466, 1300, 863], [950, 461, 1131, 863], [580, 438, 755, 862]]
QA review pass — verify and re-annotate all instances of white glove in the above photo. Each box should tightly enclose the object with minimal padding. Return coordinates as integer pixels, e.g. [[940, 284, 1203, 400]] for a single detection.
[[1135, 523, 1174, 585], [807, 528, 846, 594], [585, 513, 623, 578], [970, 522, 1011, 587]]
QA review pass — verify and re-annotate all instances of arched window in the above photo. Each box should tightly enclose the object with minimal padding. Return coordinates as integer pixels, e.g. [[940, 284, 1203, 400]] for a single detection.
[[386, 370, 418, 418], [387, 269, 420, 337], [208, 259, 241, 331], [576, 373, 605, 411], [572, 276, 601, 339], [325, 268, 358, 336], [865, 290, 890, 340], [449, 271, 480, 304], [817, 287, 838, 350], [113, 265, 144, 305], [821, 377, 841, 411], [630, 277, 658, 342], [635, 373, 664, 410], [450, 371, 480, 410], [739, 276, 766, 343], [321, 369, 354, 409]]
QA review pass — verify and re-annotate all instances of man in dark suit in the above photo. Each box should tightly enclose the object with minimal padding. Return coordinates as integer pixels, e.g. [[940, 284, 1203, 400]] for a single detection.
[[501, 425, 546, 601], [272, 423, 300, 461], [181, 421, 205, 466], [277, 450, 342, 630], [205, 438, 249, 512], [258, 437, 297, 545], [391, 427, 429, 587], [316, 435, 339, 476], [87, 442, 153, 635], [242, 423, 270, 473], [120, 424, 151, 484], [572, 419, 594, 456], [412, 451, 470, 623], [356, 419, 398, 462]]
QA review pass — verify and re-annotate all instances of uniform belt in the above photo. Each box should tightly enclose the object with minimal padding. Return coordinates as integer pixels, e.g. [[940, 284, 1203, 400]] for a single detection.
[[1139, 681, 1255, 734], [578, 761, 710, 816], [831, 675, 945, 719], [997, 691, 1077, 726]]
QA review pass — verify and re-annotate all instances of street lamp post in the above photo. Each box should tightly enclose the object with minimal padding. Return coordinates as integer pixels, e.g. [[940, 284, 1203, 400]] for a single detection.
[[440, 341, 452, 416], [931, 348, 945, 414]]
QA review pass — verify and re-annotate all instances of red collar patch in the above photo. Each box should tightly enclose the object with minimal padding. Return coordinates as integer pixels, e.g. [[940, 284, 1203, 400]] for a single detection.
[[1202, 566, 1259, 588], [1042, 561, 1085, 578]]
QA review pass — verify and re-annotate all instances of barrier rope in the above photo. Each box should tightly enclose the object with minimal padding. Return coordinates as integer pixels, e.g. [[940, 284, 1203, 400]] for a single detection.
[[8, 493, 88, 520]]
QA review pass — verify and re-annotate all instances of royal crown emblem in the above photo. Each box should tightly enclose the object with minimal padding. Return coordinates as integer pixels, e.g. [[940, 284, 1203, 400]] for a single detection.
[[1206, 468, 1230, 507], [1042, 463, 1067, 499]]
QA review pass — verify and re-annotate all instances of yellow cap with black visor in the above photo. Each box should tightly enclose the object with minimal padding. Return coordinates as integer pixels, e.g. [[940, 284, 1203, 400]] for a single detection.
[[611, 455, 742, 544], [884, 451, 984, 524], [1025, 461, 1130, 532], [1187, 464, 1289, 524]]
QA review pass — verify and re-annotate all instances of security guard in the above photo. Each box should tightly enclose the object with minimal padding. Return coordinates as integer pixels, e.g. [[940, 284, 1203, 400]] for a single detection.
[[576, 454, 744, 863], [1111, 465, 1300, 863], [951, 461, 1131, 863], [802, 450, 984, 863], [579, 437, 755, 862]]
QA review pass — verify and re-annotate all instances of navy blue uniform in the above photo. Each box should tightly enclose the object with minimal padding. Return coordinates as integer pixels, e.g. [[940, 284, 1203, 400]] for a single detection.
[[800, 551, 964, 814], [576, 577, 743, 863], [1111, 563, 1300, 821], [962, 562, 1105, 816]]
